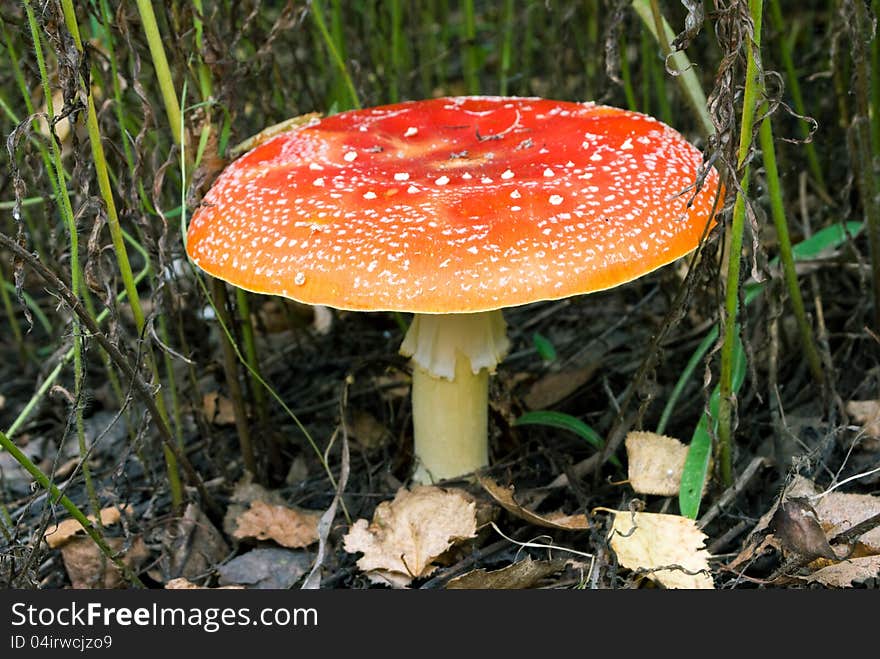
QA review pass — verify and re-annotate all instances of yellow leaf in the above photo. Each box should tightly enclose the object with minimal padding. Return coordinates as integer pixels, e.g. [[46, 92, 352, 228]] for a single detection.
[[343, 486, 476, 587], [608, 510, 714, 589], [44, 505, 131, 549], [232, 500, 321, 549]]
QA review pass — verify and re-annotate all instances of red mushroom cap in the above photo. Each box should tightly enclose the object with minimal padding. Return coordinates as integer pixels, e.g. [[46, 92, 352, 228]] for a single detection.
[[186, 96, 721, 313]]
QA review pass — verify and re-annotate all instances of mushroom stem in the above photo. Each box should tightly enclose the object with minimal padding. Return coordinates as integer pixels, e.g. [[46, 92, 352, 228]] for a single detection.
[[400, 310, 510, 483], [411, 355, 489, 483]]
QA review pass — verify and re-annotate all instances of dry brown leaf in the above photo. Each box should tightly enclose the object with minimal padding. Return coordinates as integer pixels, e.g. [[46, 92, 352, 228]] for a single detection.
[[160, 503, 230, 581], [804, 556, 880, 587], [348, 409, 390, 449], [846, 400, 880, 439], [814, 491, 880, 554], [523, 365, 595, 410], [726, 476, 819, 569], [61, 536, 148, 589], [203, 392, 236, 426], [223, 476, 286, 537], [44, 505, 131, 549], [165, 577, 244, 590], [609, 510, 714, 589], [233, 500, 321, 548], [625, 431, 692, 496], [771, 498, 839, 560], [480, 476, 589, 530], [343, 486, 477, 587], [446, 557, 567, 589]]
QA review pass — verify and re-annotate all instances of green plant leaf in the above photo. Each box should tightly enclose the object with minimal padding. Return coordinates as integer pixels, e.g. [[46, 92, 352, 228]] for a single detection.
[[532, 331, 557, 362], [658, 221, 863, 435], [679, 333, 747, 519], [513, 410, 621, 467]]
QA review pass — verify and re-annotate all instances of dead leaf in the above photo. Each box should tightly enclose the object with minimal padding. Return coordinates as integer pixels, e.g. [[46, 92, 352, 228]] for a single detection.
[[771, 498, 838, 561], [233, 500, 321, 548], [523, 365, 595, 410], [804, 555, 880, 587], [203, 392, 237, 425], [845, 400, 880, 450], [609, 510, 714, 589], [223, 475, 286, 538], [814, 491, 880, 554], [165, 577, 244, 590], [480, 476, 589, 530], [726, 475, 819, 569], [160, 503, 230, 581], [846, 400, 880, 438], [217, 547, 312, 589], [61, 536, 148, 589], [446, 557, 567, 589], [44, 505, 132, 549], [625, 431, 693, 496], [343, 486, 477, 587], [348, 409, 390, 450]]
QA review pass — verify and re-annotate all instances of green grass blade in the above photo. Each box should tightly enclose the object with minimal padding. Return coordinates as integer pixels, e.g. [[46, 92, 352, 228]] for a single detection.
[[658, 220, 863, 435], [679, 334, 746, 519], [513, 410, 621, 467]]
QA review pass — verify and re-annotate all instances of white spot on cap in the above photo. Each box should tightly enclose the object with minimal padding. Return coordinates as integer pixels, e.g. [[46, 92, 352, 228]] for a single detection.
[[549, 195, 564, 206], [462, 172, 473, 179], [404, 126, 418, 137], [309, 162, 324, 171], [363, 191, 377, 199], [621, 137, 633, 150], [481, 177, 493, 183], [511, 206, 521, 211], [543, 168, 554, 178], [435, 175, 450, 186], [590, 153, 603, 162], [510, 189, 521, 199], [294, 272, 306, 286], [407, 185, 419, 194], [312, 177, 325, 186], [501, 169, 514, 180], [343, 151, 358, 162], [394, 172, 410, 181]]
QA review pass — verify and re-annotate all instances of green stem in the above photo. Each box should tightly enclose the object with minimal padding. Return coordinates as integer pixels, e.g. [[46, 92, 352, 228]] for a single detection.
[[23, 0, 94, 519], [62, 0, 182, 511], [757, 103, 825, 388], [0, 261, 25, 356], [632, 0, 714, 137], [767, 0, 828, 196], [0, 428, 144, 587], [851, 0, 880, 330], [212, 279, 258, 478], [311, 0, 361, 109], [499, 0, 514, 95], [462, 0, 479, 94], [4, 231, 148, 439], [135, 0, 182, 145], [717, 0, 764, 488]]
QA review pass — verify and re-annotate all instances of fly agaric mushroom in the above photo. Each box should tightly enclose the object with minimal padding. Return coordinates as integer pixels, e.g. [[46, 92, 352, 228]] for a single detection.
[[186, 96, 721, 483]]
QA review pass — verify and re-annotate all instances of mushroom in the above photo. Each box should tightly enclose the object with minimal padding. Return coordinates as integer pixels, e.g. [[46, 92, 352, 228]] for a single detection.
[[186, 96, 721, 483]]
